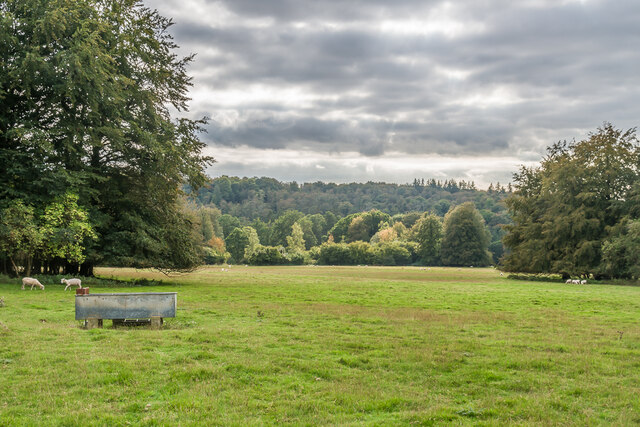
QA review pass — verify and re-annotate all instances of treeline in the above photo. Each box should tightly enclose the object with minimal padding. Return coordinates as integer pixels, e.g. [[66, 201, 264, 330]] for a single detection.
[[191, 176, 511, 263], [194, 176, 511, 220], [190, 202, 495, 267]]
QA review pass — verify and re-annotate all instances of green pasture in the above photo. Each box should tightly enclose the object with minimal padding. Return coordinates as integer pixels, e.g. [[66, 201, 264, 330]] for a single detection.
[[0, 266, 639, 425]]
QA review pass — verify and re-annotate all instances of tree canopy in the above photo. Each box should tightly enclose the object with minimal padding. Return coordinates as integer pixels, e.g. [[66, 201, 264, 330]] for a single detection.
[[502, 124, 640, 278], [440, 202, 492, 267], [0, 0, 212, 274]]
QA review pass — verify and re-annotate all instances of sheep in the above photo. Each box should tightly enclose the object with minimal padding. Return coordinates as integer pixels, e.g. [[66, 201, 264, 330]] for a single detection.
[[565, 279, 572, 284], [22, 277, 44, 290], [572, 279, 580, 284], [580, 280, 587, 285], [61, 278, 82, 291]]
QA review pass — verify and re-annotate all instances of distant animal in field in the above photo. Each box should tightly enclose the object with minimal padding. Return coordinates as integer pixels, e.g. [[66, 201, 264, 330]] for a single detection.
[[565, 279, 572, 284], [580, 280, 587, 285], [22, 277, 44, 290], [572, 279, 580, 284], [61, 278, 82, 291]]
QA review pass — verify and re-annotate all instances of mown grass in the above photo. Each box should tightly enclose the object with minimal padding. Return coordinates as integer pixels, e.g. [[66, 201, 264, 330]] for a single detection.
[[0, 266, 639, 425]]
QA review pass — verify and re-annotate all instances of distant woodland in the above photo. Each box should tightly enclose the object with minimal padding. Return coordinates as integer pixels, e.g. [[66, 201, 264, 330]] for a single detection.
[[188, 178, 512, 266]]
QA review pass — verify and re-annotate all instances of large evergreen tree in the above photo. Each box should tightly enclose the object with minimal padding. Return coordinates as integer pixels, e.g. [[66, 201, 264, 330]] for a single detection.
[[0, 0, 212, 273]]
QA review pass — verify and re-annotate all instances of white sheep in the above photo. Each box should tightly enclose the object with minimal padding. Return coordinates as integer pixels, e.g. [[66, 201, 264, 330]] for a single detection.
[[580, 280, 587, 285], [61, 278, 82, 291], [565, 279, 572, 284], [22, 277, 44, 290], [572, 279, 580, 284]]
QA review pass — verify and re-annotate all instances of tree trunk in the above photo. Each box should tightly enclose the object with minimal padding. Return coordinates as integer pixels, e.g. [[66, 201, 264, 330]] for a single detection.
[[9, 256, 20, 278], [25, 256, 32, 276]]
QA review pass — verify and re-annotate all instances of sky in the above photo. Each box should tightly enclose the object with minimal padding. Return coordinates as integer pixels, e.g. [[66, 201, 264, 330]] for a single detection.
[[147, 0, 640, 187]]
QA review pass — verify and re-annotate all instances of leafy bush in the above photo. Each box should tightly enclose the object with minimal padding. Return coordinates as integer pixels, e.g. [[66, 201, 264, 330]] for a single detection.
[[203, 247, 229, 265], [317, 243, 353, 265], [374, 242, 411, 266], [246, 245, 288, 265], [287, 251, 306, 265], [318, 241, 417, 266]]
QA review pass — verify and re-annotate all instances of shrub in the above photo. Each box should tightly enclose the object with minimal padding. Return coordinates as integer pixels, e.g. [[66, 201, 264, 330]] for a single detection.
[[287, 251, 306, 265], [246, 245, 288, 265], [374, 242, 411, 266], [317, 242, 353, 265], [203, 247, 229, 265]]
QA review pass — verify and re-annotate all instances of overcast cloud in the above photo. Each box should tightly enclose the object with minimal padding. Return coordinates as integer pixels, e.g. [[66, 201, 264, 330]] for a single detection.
[[148, 0, 640, 186]]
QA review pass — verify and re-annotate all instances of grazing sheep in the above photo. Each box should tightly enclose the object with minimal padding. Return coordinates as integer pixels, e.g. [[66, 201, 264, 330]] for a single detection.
[[61, 278, 82, 291], [500, 272, 504, 276], [572, 279, 580, 284], [565, 279, 572, 284], [22, 277, 44, 290], [580, 280, 587, 285]]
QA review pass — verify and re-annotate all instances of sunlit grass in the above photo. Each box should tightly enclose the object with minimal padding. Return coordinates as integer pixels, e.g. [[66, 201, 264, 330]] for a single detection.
[[0, 266, 639, 425]]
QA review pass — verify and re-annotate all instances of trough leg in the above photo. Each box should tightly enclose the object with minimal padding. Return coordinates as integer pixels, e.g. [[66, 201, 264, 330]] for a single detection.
[[86, 318, 103, 329], [150, 317, 163, 330]]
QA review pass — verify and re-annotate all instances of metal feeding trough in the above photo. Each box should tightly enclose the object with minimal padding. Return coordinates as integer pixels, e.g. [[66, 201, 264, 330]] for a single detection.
[[75, 292, 177, 329]]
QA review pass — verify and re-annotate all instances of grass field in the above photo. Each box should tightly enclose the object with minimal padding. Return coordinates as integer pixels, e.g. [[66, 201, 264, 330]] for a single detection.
[[0, 266, 639, 425]]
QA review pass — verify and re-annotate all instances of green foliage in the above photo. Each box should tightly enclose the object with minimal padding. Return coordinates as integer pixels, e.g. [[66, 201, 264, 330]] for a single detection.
[[307, 213, 328, 242], [503, 124, 640, 277], [195, 177, 504, 221], [0, 0, 212, 272], [347, 241, 378, 265], [0, 200, 42, 275], [601, 219, 640, 279], [441, 202, 492, 267], [246, 245, 288, 265], [220, 215, 242, 239], [330, 210, 392, 243], [242, 227, 260, 261], [394, 211, 422, 229], [225, 228, 250, 263], [198, 207, 223, 242], [317, 243, 354, 265], [224, 226, 260, 263], [296, 217, 318, 249], [374, 242, 411, 266], [269, 210, 304, 246], [286, 223, 306, 254], [347, 216, 369, 242], [250, 219, 271, 244], [411, 214, 443, 265], [40, 193, 97, 265], [327, 213, 358, 243], [0, 194, 97, 275], [317, 240, 417, 266], [203, 247, 229, 265]]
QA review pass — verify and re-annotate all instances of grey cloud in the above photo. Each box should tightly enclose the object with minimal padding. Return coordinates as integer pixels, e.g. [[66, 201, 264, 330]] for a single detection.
[[147, 0, 640, 172]]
